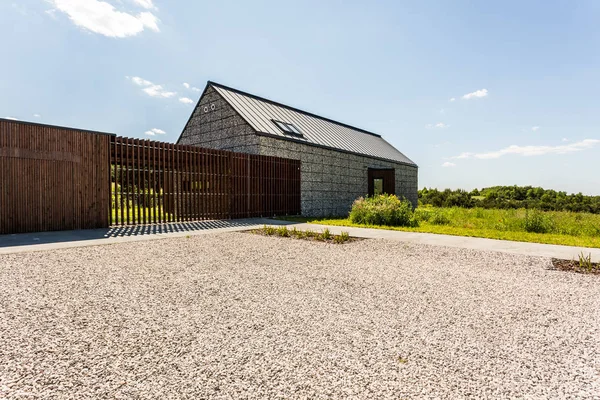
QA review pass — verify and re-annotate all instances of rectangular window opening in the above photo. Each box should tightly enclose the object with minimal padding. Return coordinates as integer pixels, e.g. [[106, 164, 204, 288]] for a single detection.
[[373, 178, 383, 196]]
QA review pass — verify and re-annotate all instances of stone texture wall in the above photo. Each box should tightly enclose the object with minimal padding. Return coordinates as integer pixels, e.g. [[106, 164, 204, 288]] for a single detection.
[[178, 86, 260, 154], [258, 136, 418, 217], [178, 86, 419, 217]]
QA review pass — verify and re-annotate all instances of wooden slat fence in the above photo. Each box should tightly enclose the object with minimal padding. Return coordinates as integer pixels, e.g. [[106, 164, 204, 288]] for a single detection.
[[110, 136, 301, 225], [0, 119, 111, 234], [0, 120, 301, 235]]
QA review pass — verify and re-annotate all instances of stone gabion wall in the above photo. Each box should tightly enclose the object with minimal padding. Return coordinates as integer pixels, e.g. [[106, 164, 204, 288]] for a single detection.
[[178, 86, 260, 154], [258, 136, 418, 217], [178, 86, 419, 217]]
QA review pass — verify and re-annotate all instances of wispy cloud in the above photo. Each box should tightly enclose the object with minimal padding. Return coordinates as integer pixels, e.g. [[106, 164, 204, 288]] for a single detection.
[[183, 82, 201, 92], [143, 85, 176, 98], [33, 114, 42, 118], [442, 162, 456, 168], [144, 128, 166, 136], [48, 0, 160, 38], [130, 76, 152, 86], [426, 122, 449, 129], [562, 138, 569, 142], [127, 76, 176, 98], [179, 97, 194, 104], [462, 89, 488, 100], [451, 139, 600, 160], [12, 3, 28, 15], [131, 0, 156, 10], [531, 126, 540, 132], [449, 97, 456, 102]]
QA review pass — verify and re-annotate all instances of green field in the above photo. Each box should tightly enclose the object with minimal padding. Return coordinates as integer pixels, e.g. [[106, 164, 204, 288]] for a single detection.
[[282, 207, 600, 249]]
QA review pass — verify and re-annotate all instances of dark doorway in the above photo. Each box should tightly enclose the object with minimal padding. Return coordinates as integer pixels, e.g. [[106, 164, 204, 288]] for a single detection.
[[368, 168, 395, 196]]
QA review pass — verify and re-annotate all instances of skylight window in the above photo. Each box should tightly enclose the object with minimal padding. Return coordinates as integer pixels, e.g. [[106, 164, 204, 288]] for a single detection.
[[272, 120, 303, 137]]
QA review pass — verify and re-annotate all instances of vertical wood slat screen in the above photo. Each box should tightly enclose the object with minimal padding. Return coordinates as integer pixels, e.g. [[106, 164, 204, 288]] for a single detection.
[[109, 136, 301, 226], [0, 119, 111, 234]]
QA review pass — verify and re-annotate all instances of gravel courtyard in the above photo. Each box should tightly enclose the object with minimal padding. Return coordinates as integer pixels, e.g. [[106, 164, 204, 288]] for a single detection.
[[1, 232, 599, 399]]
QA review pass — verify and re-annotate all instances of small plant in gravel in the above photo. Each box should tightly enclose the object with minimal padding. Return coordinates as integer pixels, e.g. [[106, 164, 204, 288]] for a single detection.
[[321, 228, 332, 240], [578, 252, 593, 271], [277, 226, 290, 237], [263, 225, 276, 235], [333, 231, 350, 244]]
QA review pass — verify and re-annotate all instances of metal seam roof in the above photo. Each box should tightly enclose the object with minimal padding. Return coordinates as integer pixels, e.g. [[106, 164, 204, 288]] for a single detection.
[[210, 82, 417, 166]]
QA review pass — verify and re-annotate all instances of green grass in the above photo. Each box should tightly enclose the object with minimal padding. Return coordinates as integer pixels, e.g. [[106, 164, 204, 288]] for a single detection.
[[279, 207, 600, 249], [111, 206, 173, 224]]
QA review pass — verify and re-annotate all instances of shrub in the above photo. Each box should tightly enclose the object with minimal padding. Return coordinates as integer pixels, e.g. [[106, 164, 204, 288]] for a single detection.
[[430, 211, 451, 225], [349, 195, 418, 227], [522, 209, 553, 233], [414, 208, 432, 222]]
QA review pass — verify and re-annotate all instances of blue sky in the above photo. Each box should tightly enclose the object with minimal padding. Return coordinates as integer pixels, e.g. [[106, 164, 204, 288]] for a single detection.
[[2, 1, 599, 194]]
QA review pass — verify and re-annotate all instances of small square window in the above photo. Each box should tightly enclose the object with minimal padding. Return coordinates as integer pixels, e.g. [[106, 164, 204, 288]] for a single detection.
[[272, 120, 303, 137]]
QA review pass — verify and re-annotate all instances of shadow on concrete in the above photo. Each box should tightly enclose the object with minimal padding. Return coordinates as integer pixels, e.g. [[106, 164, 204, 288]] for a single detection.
[[0, 218, 295, 249]]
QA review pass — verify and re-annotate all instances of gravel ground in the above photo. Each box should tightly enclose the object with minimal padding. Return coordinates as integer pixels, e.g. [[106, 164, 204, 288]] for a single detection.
[[1, 233, 599, 399]]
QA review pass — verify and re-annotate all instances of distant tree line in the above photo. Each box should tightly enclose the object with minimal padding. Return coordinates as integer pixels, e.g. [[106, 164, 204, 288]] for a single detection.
[[418, 186, 600, 214]]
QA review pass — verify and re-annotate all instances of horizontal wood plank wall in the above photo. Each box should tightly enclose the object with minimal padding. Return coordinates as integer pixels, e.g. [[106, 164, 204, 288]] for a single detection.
[[110, 136, 300, 226], [0, 119, 111, 234]]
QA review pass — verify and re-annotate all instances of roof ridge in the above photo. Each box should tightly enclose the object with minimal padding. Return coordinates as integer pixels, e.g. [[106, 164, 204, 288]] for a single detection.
[[207, 81, 382, 138]]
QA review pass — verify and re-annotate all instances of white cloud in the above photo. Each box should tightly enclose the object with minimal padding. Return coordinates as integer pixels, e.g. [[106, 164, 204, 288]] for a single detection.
[[48, 0, 160, 38], [562, 138, 569, 142], [4, 117, 18, 120], [183, 83, 201, 92], [45, 9, 58, 19], [442, 162, 456, 168], [144, 128, 165, 136], [462, 89, 488, 100], [426, 122, 449, 129], [449, 97, 456, 102], [130, 76, 152, 86], [33, 114, 42, 118], [454, 152, 474, 159], [131, 0, 157, 10], [531, 126, 540, 132], [143, 85, 176, 98], [179, 97, 194, 104], [127, 76, 176, 98], [451, 139, 600, 160]]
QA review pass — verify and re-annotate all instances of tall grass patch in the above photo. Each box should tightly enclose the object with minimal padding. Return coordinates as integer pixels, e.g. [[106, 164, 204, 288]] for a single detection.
[[349, 195, 418, 227]]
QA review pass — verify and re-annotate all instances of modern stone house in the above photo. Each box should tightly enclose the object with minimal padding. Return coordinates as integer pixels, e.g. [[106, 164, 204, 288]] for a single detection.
[[177, 82, 418, 217]]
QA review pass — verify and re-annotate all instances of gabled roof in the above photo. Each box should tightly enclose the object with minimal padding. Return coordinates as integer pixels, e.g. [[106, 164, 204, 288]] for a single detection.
[[198, 81, 416, 166]]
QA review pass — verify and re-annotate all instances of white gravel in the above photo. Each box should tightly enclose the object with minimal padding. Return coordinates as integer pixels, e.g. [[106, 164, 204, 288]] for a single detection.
[[1, 233, 599, 399]]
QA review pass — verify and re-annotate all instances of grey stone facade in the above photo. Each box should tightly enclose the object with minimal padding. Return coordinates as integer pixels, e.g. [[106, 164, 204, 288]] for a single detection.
[[179, 86, 260, 154], [178, 86, 418, 217]]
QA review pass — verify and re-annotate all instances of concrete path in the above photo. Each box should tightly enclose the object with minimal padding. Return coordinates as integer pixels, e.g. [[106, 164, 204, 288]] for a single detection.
[[0, 219, 277, 255], [1, 218, 599, 262], [274, 222, 600, 262]]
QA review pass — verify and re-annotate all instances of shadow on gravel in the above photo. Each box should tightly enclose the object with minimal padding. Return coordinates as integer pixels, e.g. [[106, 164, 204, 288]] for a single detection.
[[0, 218, 296, 249]]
